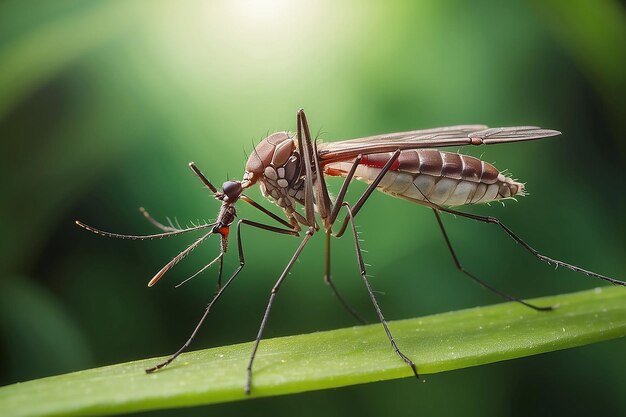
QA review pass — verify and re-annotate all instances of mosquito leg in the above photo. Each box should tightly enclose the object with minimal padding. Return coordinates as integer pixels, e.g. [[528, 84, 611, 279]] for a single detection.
[[305, 148, 367, 323], [296, 110, 316, 227], [306, 149, 370, 323], [145, 256, 239, 373], [342, 149, 401, 222], [328, 155, 362, 225], [298, 109, 332, 222], [437, 206, 625, 287], [313, 140, 331, 223], [324, 154, 388, 324], [246, 226, 315, 395], [146, 218, 298, 374], [342, 202, 418, 379], [217, 251, 224, 290], [219, 218, 298, 292], [432, 209, 554, 311], [324, 231, 368, 324], [240, 195, 293, 229], [231, 219, 299, 281], [216, 235, 226, 290]]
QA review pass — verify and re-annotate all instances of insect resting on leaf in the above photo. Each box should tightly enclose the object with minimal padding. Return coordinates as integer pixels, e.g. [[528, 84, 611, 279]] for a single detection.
[[76, 109, 625, 395]]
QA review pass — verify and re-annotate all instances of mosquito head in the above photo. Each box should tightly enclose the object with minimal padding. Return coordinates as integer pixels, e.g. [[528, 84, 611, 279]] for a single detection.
[[218, 180, 243, 203]]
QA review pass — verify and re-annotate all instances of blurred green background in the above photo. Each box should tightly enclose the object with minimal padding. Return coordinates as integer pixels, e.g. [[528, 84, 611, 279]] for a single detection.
[[1, 0, 625, 416]]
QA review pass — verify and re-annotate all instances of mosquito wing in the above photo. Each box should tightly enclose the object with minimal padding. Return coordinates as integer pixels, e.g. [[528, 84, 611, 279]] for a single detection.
[[317, 125, 561, 164]]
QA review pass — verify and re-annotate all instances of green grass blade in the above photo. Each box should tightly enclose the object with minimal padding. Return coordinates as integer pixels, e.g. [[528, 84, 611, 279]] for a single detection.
[[1, 286, 624, 417]]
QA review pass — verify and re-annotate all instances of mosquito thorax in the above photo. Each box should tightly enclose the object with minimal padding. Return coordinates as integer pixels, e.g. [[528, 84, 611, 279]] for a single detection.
[[242, 131, 307, 212], [243, 132, 296, 186]]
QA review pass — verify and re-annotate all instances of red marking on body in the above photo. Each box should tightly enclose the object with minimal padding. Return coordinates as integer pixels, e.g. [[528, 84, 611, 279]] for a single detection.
[[218, 227, 230, 238], [362, 154, 400, 171], [324, 167, 344, 177]]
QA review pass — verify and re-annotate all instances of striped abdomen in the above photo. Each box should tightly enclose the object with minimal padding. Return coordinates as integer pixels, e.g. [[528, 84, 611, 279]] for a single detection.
[[324, 150, 524, 206]]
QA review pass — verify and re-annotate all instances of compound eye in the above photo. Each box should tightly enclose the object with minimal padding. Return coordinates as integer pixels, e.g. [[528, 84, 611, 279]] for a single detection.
[[222, 181, 242, 201]]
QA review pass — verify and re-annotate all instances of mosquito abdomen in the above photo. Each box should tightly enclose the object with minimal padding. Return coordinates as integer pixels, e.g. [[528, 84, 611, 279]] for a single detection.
[[325, 150, 524, 206]]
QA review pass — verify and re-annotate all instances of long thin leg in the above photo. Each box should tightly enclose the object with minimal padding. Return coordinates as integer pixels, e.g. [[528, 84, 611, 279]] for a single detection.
[[216, 241, 224, 290], [323, 149, 406, 324], [216, 234, 227, 290], [342, 203, 418, 379], [245, 226, 315, 394], [297, 109, 376, 324], [301, 110, 373, 323], [316, 154, 369, 324], [313, 139, 331, 222], [297, 110, 365, 322], [296, 110, 316, 227], [246, 226, 315, 395], [240, 195, 293, 229], [227, 219, 299, 290], [145, 257, 239, 373], [299, 111, 376, 323], [145, 218, 298, 373], [436, 206, 625, 287], [432, 209, 553, 311], [328, 155, 362, 225], [298, 110, 331, 222], [324, 231, 368, 324]]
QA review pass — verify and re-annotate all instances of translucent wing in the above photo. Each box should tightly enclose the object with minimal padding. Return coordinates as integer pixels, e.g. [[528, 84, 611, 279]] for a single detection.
[[318, 125, 561, 163]]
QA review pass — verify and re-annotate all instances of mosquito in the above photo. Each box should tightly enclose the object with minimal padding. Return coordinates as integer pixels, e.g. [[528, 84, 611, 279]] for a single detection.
[[76, 109, 625, 394]]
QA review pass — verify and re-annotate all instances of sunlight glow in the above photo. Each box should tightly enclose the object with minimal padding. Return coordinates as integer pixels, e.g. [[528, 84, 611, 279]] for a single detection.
[[228, 0, 294, 22]]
